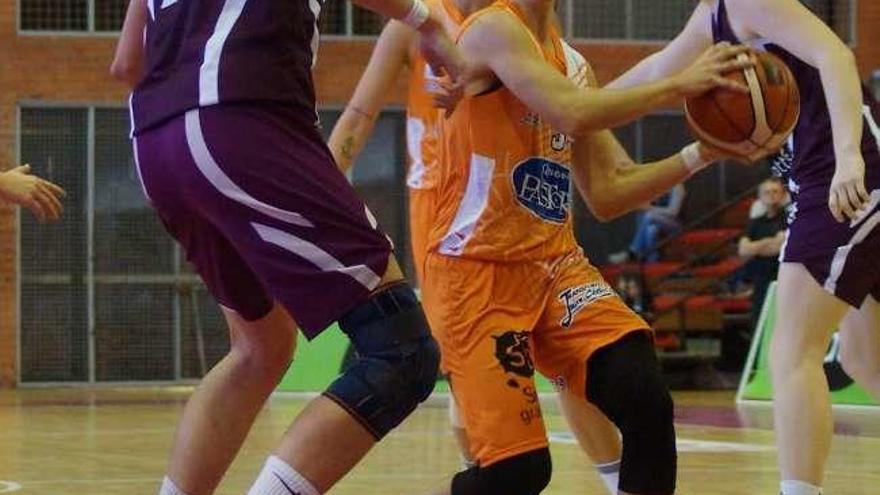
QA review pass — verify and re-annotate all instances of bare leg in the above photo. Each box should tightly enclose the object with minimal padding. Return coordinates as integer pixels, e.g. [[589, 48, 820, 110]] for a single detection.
[[557, 388, 621, 464], [265, 258, 410, 492], [839, 295, 880, 399], [770, 263, 849, 486], [271, 395, 378, 492], [167, 303, 298, 495], [448, 396, 476, 466]]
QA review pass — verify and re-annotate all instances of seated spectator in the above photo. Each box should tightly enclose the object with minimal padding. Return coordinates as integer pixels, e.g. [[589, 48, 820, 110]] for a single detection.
[[609, 183, 686, 263], [748, 185, 791, 219], [615, 272, 652, 317], [738, 177, 788, 326]]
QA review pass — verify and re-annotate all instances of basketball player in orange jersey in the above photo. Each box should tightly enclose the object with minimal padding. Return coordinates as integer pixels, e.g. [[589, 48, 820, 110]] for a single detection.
[[408, 0, 754, 492], [607, 2, 880, 494], [327, 7, 624, 493]]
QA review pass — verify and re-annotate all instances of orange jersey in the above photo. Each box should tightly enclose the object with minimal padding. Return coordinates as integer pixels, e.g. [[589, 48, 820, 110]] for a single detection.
[[429, 0, 590, 262], [405, 0, 465, 191], [404, 54, 441, 191], [406, 0, 466, 278]]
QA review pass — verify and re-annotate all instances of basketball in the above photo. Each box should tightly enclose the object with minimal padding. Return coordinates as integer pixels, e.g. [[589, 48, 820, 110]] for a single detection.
[[685, 50, 800, 161]]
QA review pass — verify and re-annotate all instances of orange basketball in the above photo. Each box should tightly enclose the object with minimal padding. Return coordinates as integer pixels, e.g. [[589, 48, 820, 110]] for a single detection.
[[685, 50, 800, 161]]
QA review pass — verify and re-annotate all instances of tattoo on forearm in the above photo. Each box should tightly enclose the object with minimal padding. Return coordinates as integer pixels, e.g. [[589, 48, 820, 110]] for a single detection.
[[341, 136, 355, 160]]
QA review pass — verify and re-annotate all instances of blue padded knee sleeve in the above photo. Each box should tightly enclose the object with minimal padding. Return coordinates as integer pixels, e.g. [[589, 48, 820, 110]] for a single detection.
[[324, 283, 440, 439]]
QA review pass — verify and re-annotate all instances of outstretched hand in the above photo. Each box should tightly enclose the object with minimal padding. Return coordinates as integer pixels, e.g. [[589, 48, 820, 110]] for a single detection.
[[676, 42, 755, 98], [418, 21, 465, 85], [0, 165, 66, 222], [430, 77, 464, 117]]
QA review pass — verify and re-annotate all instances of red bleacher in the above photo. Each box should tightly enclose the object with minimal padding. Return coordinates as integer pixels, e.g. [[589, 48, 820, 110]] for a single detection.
[[600, 195, 758, 355]]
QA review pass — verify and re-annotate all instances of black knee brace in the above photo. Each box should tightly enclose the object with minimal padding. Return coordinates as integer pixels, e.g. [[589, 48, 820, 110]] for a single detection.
[[324, 283, 440, 439], [451, 448, 552, 495], [587, 331, 677, 495]]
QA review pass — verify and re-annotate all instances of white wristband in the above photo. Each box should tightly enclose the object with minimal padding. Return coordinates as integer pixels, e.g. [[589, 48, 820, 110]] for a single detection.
[[680, 143, 712, 175], [401, 0, 430, 30]]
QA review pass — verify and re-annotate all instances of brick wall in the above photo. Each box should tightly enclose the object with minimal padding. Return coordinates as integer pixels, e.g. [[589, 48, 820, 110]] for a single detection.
[[1, 3, 878, 386]]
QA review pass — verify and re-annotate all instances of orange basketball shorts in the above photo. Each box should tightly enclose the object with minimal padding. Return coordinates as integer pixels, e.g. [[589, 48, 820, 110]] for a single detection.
[[420, 249, 648, 466]]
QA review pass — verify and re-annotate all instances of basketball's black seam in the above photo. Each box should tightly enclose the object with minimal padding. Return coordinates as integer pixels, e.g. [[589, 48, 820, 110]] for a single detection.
[[710, 95, 753, 142], [761, 56, 794, 133], [777, 59, 795, 137]]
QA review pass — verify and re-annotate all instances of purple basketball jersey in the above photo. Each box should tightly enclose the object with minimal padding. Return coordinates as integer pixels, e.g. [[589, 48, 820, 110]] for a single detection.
[[131, 0, 321, 134], [712, 0, 880, 208]]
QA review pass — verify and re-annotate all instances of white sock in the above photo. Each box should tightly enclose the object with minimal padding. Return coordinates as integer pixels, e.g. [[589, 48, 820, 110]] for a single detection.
[[248, 455, 320, 495], [159, 477, 190, 495], [781, 480, 821, 495], [595, 460, 621, 495]]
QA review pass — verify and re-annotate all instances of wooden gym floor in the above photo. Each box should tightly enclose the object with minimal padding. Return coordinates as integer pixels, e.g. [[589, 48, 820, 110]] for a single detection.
[[0, 389, 878, 494]]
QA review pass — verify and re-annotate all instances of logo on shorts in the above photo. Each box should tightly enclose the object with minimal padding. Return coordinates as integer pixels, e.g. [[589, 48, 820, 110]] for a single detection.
[[493, 331, 535, 383], [512, 158, 571, 224], [558, 282, 615, 328], [494, 331, 543, 425]]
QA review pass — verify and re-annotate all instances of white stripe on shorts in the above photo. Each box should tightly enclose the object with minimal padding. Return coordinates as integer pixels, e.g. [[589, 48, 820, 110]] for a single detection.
[[184, 110, 314, 228], [252, 222, 381, 290], [824, 190, 880, 294], [131, 137, 152, 203]]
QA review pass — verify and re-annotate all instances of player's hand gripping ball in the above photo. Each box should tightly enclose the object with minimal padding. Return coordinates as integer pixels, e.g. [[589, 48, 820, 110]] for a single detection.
[[685, 49, 800, 163]]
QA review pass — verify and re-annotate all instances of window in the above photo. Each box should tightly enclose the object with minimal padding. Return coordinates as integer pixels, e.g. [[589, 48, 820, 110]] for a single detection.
[[18, 106, 410, 383], [317, 109, 412, 277], [20, 0, 126, 32], [19, 108, 89, 382], [18, 106, 226, 383], [18, 0, 853, 40], [566, 0, 853, 42], [18, 0, 385, 35], [573, 112, 771, 264], [319, 0, 387, 36]]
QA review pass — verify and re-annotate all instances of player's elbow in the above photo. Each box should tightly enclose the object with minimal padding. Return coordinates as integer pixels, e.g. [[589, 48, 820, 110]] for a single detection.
[[567, 95, 629, 137], [817, 45, 856, 72], [570, 115, 603, 138], [587, 198, 624, 222], [560, 100, 606, 137], [110, 58, 143, 88], [553, 113, 583, 138]]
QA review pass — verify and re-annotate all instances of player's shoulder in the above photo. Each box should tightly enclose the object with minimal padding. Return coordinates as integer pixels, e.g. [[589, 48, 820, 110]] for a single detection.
[[457, 2, 528, 48], [559, 41, 598, 88]]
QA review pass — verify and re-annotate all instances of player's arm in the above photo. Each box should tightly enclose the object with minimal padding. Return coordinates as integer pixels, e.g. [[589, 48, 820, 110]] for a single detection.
[[608, 2, 715, 89], [351, 0, 463, 79], [571, 130, 719, 221], [0, 165, 66, 222], [731, 0, 869, 221], [458, 11, 751, 137], [328, 21, 415, 173], [110, 0, 147, 88]]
